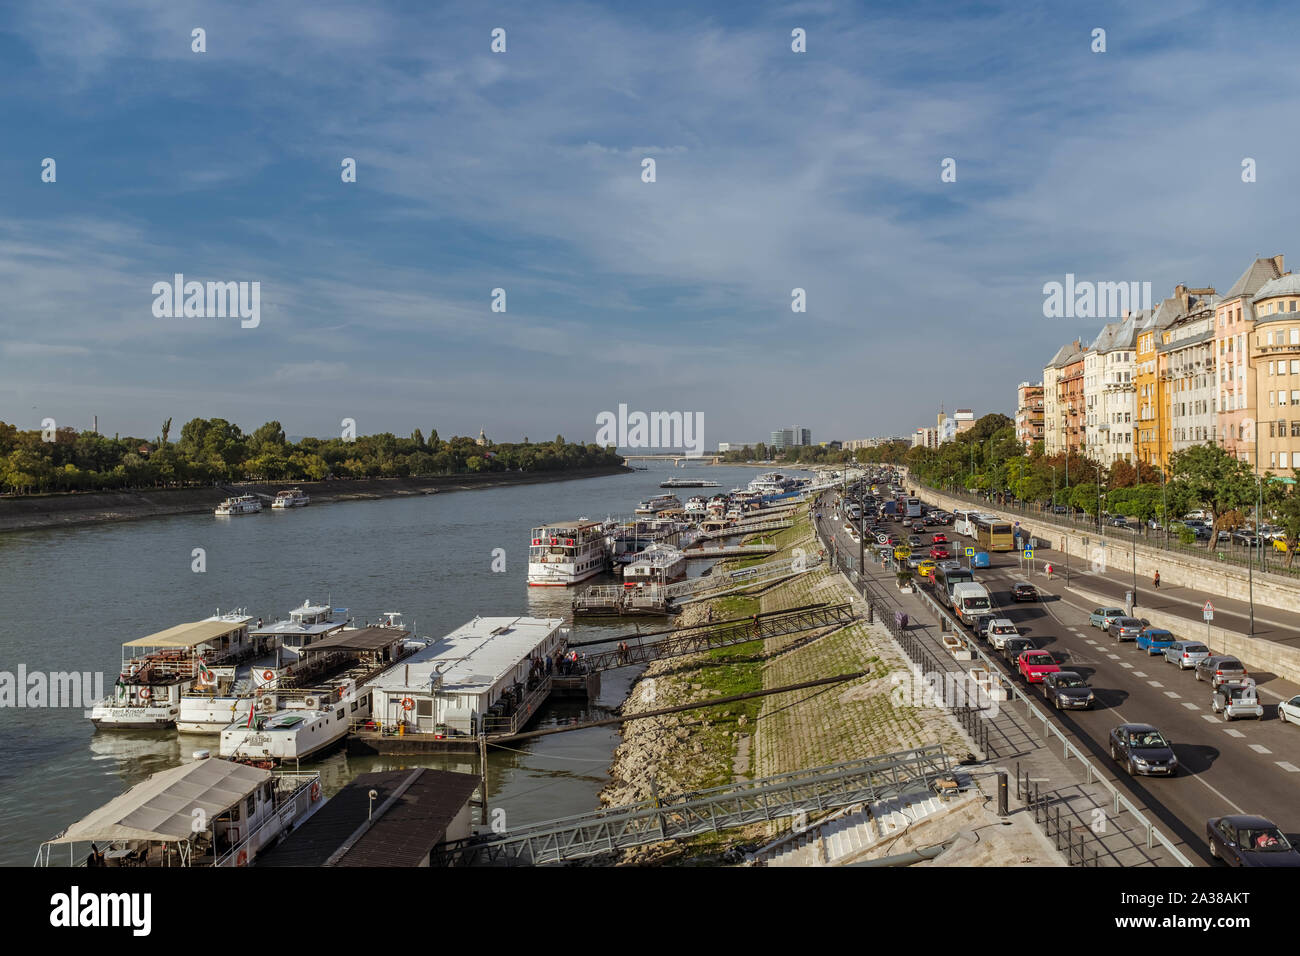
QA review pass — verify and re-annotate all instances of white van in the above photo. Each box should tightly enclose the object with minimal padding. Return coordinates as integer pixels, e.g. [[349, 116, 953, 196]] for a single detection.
[[950, 582, 992, 624]]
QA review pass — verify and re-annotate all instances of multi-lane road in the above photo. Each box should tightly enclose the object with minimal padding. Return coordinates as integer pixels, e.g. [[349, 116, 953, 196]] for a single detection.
[[819, 490, 1300, 864]]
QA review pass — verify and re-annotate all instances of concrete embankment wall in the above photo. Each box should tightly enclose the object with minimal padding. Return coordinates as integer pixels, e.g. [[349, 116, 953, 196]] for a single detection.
[[0, 466, 632, 533], [914, 484, 1300, 616]]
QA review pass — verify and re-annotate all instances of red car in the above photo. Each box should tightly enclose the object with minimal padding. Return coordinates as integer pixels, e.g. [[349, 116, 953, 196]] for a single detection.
[[931, 533, 948, 544], [929, 545, 952, 560], [1018, 650, 1060, 683]]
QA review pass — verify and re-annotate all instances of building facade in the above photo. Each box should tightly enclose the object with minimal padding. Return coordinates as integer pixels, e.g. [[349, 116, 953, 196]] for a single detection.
[[1015, 383, 1044, 448], [1250, 274, 1300, 477], [1218, 256, 1285, 465]]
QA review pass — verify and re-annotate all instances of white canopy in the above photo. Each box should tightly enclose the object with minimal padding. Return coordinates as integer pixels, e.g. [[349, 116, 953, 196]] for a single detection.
[[47, 759, 270, 845]]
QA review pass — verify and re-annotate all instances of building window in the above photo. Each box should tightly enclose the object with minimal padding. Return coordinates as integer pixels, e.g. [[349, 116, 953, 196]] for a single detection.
[[1283, 452, 1291, 470], [1270, 422, 1276, 438], [1292, 329, 1300, 345], [1291, 422, 1300, 438], [1270, 361, 1276, 376], [1272, 453, 1278, 469]]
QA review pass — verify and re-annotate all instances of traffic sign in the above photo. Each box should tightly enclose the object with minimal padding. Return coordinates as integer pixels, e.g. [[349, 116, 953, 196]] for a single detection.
[[1023, 549, 1034, 560], [965, 547, 975, 557], [1203, 601, 1214, 621]]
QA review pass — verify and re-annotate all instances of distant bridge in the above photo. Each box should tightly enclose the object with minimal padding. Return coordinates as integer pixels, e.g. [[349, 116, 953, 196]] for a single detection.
[[622, 454, 722, 465]]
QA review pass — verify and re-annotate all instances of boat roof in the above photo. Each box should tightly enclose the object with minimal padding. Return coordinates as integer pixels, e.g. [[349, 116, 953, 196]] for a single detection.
[[533, 520, 603, 530], [300, 625, 411, 654], [124, 616, 251, 648], [368, 616, 564, 695], [45, 758, 272, 845]]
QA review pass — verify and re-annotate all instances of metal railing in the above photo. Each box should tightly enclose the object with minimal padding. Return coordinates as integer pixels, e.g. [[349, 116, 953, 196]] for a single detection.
[[1017, 764, 1100, 867], [811, 490, 1195, 867]]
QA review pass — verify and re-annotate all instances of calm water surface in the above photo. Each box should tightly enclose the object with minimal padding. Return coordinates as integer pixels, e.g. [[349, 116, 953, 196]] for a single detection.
[[0, 463, 807, 864]]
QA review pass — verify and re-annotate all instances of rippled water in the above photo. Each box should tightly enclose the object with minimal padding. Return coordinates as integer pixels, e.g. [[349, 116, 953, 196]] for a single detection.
[[0, 463, 802, 865]]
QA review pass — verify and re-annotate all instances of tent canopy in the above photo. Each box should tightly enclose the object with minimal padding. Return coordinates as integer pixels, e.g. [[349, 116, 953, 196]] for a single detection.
[[123, 619, 246, 649], [46, 759, 270, 845]]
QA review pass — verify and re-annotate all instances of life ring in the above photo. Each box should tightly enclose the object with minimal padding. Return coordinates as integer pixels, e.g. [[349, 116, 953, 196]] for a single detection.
[[336, 686, 345, 699], [262, 669, 275, 682], [401, 697, 414, 712], [138, 687, 151, 699], [310, 781, 321, 802], [236, 849, 248, 867]]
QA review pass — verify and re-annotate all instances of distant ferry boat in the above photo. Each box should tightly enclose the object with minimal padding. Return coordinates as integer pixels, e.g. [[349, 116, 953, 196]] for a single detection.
[[659, 478, 721, 488], [215, 495, 262, 516], [528, 520, 611, 587], [746, 472, 810, 503], [634, 494, 682, 515], [271, 488, 310, 509]]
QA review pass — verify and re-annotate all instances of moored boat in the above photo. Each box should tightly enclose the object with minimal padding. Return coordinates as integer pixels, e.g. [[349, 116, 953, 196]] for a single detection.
[[215, 494, 262, 516], [270, 488, 310, 508], [528, 519, 611, 587]]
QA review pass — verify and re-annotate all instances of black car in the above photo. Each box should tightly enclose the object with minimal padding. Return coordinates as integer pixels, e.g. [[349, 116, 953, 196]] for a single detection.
[[1001, 636, 1035, 663], [1043, 671, 1094, 710], [969, 612, 997, 639], [1206, 815, 1300, 866], [1012, 581, 1038, 602], [1108, 723, 1177, 776]]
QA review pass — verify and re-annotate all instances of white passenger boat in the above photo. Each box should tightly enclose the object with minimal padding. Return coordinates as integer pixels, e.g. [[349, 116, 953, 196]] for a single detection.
[[215, 494, 262, 515], [177, 600, 351, 733], [624, 543, 687, 584], [270, 488, 310, 508], [634, 494, 682, 515], [89, 612, 255, 730], [218, 621, 415, 762], [36, 752, 322, 867], [528, 519, 611, 587]]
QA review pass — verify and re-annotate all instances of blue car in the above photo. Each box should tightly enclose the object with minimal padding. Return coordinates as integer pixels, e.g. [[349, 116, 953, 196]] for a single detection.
[[1136, 628, 1177, 655]]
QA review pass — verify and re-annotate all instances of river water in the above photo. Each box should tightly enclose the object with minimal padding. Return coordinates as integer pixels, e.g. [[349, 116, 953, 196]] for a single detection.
[[0, 462, 807, 865]]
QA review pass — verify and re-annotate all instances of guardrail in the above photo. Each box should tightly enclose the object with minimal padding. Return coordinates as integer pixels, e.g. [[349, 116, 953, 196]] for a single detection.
[[811, 491, 1194, 868]]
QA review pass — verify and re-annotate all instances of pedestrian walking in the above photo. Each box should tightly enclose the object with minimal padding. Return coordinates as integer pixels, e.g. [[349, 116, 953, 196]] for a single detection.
[[1153, 569, 1160, 589]]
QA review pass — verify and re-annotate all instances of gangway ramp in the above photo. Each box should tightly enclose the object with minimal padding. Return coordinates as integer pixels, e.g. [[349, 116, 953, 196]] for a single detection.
[[432, 745, 953, 865]]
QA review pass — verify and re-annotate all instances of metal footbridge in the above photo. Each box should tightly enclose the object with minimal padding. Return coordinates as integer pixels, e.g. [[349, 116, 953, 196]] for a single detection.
[[432, 745, 953, 865], [695, 518, 793, 540], [662, 552, 825, 604]]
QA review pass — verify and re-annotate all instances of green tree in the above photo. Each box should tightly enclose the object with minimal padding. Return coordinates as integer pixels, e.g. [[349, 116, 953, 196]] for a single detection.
[[1169, 445, 1257, 551]]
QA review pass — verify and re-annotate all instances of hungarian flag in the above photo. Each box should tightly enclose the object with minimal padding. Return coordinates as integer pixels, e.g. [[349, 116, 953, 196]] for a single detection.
[[196, 660, 215, 686]]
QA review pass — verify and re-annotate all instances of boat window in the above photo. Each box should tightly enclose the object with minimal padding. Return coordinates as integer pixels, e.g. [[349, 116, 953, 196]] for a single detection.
[[246, 796, 256, 818], [336, 709, 345, 720], [350, 700, 358, 712]]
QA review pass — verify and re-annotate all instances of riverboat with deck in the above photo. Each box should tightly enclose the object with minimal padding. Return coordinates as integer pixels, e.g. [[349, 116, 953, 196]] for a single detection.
[[271, 488, 310, 508], [89, 612, 255, 730], [528, 519, 611, 586], [215, 494, 262, 515]]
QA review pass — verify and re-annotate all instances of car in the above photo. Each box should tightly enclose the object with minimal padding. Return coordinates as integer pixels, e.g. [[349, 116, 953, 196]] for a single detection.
[[1001, 636, 1036, 664], [1280, 695, 1300, 725], [931, 533, 948, 544], [1089, 608, 1127, 629], [1108, 516, 1129, 528], [1163, 641, 1210, 669], [907, 535, 923, 548], [986, 619, 1019, 649], [1110, 617, 1145, 641], [1108, 723, 1177, 776], [1212, 682, 1263, 721], [1206, 816, 1300, 866], [1011, 581, 1038, 602], [1051, 505, 1069, 514], [936, 558, 963, 573], [894, 546, 912, 562], [905, 553, 928, 570], [969, 612, 998, 638], [1273, 537, 1298, 554], [929, 545, 953, 560], [915, 559, 937, 579], [1018, 650, 1060, 683], [1135, 628, 1176, 655], [1196, 655, 1248, 688], [1043, 671, 1094, 710]]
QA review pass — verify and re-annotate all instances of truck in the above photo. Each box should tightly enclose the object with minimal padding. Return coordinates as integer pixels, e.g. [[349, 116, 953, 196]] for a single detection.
[[950, 582, 992, 626], [881, 500, 897, 518]]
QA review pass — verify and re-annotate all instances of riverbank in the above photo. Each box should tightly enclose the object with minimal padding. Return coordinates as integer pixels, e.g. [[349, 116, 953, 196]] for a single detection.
[[599, 499, 967, 864], [0, 465, 633, 533]]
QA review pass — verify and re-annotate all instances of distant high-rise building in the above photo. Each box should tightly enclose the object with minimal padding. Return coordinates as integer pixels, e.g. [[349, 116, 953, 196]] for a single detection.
[[770, 426, 812, 450]]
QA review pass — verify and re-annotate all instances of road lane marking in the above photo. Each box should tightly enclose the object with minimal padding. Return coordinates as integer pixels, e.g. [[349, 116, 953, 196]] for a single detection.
[[1224, 729, 1245, 738], [1133, 672, 1147, 678], [1085, 639, 1098, 646], [1201, 714, 1219, 723], [1250, 744, 1272, 754], [1107, 653, 1121, 660], [1164, 692, 1181, 699], [1147, 681, 1163, 688], [1278, 762, 1300, 772], [1120, 663, 1133, 669], [1182, 702, 1199, 710]]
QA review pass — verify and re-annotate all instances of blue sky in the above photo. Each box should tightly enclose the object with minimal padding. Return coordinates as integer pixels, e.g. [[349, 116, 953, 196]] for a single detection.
[[2, 0, 1297, 447]]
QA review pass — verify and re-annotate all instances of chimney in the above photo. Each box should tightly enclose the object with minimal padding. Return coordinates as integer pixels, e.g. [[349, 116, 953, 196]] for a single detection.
[[1273, 254, 1285, 276]]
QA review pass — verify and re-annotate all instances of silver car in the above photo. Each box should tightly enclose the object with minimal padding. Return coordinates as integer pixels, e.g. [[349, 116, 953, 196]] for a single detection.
[[1164, 641, 1210, 669], [1213, 683, 1263, 721], [1111, 617, 1145, 641]]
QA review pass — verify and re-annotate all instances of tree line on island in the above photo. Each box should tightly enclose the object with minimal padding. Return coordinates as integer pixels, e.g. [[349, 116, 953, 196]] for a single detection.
[[0, 418, 624, 495]]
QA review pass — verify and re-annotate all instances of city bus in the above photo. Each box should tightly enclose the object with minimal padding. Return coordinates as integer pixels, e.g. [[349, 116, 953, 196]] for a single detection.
[[974, 515, 1015, 552], [904, 497, 923, 519], [953, 508, 980, 538]]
